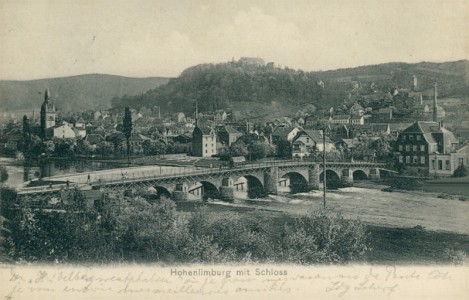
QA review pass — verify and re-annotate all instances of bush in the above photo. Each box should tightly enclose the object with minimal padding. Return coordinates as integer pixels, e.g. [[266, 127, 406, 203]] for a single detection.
[[5, 192, 370, 264], [280, 210, 369, 264], [0, 166, 8, 183], [453, 164, 467, 177]]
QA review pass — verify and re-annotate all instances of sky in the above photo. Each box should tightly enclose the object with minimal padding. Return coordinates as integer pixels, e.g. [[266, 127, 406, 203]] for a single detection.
[[0, 0, 467, 80]]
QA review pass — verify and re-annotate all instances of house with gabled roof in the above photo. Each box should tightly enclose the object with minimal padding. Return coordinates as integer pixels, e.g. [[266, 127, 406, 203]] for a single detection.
[[291, 129, 334, 159], [218, 126, 243, 146], [395, 121, 460, 175], [271, 126, 301, 143]]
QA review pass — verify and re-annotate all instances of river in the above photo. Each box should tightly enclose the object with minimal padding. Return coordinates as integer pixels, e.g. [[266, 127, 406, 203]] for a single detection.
[[0, 156, 128, 189], [2, 156, 468, 235]]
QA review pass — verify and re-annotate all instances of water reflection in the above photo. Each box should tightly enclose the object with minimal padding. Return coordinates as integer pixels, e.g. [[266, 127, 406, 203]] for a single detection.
[[0, 156, 127, 188]]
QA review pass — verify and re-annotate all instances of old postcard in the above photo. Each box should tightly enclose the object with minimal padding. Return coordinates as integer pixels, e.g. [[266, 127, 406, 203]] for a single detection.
[[0, 0, 468, 299]]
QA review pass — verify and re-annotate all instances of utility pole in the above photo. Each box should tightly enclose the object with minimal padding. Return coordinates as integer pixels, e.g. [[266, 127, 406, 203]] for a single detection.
[[323, 128, 327, 209]]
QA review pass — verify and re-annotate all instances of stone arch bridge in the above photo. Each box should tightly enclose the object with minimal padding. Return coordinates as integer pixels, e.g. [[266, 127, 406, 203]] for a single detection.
[[17, 161, 389, 203]]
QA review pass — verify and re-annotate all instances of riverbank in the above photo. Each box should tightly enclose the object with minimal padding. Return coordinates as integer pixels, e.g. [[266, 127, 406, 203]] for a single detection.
[[175, 203, 468, 264], [354, 178, 469, 200]]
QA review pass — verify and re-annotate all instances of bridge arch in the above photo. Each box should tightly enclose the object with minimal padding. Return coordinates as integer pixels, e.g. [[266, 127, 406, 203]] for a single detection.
[[188, 181, 220, 200], [279, 171, 309, 193], [352, 170, 368, 180], [233, 175, 265, 199], [319, 169, 341, 189], [143, 185, 172, 202]]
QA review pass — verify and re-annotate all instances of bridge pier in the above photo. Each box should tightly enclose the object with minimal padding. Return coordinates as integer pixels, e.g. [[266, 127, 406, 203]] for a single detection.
[[172, 183, 188, 201], [219, 177, 234, 201], [308, 165, 320, 190], [341, 169, 353, 187], [370, 168, 381, 180], [264, 167, 278, 195]]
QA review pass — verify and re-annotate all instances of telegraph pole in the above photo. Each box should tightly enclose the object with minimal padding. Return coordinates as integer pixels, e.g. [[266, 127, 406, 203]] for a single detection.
[[323, 128, 326, 209]]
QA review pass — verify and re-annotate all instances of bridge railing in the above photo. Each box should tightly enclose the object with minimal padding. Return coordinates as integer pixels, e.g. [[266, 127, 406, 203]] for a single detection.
[[90, 160, 386, 186]]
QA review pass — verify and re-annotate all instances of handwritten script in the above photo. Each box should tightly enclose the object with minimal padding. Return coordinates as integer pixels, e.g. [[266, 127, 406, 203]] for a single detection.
[[1, 265, 465, 299]]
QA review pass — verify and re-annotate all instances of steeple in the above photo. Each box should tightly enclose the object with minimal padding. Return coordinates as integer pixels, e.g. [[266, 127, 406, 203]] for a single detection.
[[195, 100, 198, 127], [433, 82, 438, 122], [44, 88, 50, 102]]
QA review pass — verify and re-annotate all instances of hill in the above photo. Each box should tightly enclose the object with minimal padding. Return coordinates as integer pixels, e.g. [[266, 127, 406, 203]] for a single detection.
[[0, 74, 170, 112], [111, 59, 469, 118]]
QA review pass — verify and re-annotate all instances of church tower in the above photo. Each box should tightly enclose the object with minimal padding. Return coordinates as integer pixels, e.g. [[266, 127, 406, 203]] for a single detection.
[[40, 88, 56, 138], [432, 82, 438, 122]]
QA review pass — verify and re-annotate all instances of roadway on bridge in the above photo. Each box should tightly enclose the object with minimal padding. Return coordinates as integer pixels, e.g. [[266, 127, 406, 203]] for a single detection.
[[26, 164, 196, 187]]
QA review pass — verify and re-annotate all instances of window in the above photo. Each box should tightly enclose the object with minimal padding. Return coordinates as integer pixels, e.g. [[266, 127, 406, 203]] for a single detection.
[[211, 137, 214, 141], [406, 156, 410, 163], [406, 145, 410, 152], [431, 159, 435, 169], [409, 135, 414, 141], [306, 138, 310, 143], [438, 160, 443, 170], [412, 145, 418, 151], [205, 150, 208, 154], [420, 156, 425, 165], [420, 145, 425, 152], [399, 145, 403, 151], [459, 158, 464, 167], [446, 160, 451, 170], [205, 144, 207, 147], [399, 156, 403, 163], [413, 156, 419, 164], [401, 135, 406, 141], [416, 135, 421, 141]]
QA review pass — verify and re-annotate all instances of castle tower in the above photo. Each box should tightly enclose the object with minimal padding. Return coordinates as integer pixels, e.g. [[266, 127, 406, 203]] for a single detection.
[[433, 82, 438, 122], [40, 88, 56, 138]]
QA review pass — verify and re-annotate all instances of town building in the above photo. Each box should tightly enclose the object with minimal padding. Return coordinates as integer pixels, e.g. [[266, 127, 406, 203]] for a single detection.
[[129, 133, 152, 154], [271, 126, 302, 143], [395, 121, 460, 175], [291, 129, 334, 159], [329, 115, 351, 124], [377, 108, 393, 120], [427, 144, 469, 177], [304, 115, 316, 128], [350, 116, 365, 125], [192, 126, 217, 157], [214, 110, 228, 122], [47, 122, 76, 139], [218, 126, 243, 146], [175, 112, 186, 123]]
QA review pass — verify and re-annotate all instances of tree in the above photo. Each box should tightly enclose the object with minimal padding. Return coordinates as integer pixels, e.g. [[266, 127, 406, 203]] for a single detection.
[[22, 115, 31, 154], [0, 166, 8, 183], [276, 140, 292, 159], [249, 142, 275, 160], [123, 107, 133, 164], [142, 140, 167, 156], [75, 138, 93, 156], [54, 138, 73, 157], [96, 141, 114, 158]]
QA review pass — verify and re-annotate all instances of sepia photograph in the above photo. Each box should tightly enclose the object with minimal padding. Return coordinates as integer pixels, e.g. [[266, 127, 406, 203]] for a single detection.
[[0, 0, 468, 299]]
